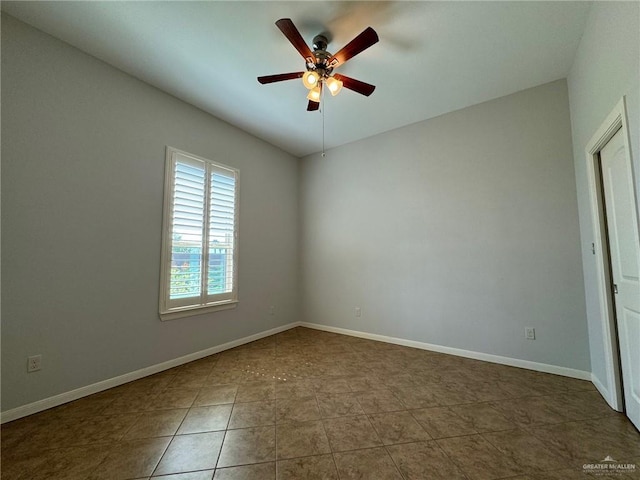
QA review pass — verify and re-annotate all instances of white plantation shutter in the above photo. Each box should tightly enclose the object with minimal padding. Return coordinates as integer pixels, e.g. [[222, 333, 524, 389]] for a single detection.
[[169, 158, 205, 304], [207, 168, 236, 297], [160, 147, 238, 319]]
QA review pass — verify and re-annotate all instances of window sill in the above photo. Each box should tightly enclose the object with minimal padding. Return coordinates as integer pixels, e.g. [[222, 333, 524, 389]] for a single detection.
[[159, 300, 238, 321]]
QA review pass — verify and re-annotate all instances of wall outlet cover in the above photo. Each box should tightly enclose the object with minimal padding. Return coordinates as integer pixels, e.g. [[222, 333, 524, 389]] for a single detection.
[[27, 355, 42, 372], [525, 327, 536, 340]]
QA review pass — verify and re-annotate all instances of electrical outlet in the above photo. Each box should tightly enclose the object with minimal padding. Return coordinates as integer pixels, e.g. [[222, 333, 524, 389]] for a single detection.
[[27, 355, 42, 372], [269, 305, 276, 316], [355, 307, 362, 317], [524, 327, 536, 340]]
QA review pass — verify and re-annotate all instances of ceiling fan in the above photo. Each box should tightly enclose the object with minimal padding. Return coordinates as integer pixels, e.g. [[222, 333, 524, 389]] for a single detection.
[[258, 18, 379, 111]]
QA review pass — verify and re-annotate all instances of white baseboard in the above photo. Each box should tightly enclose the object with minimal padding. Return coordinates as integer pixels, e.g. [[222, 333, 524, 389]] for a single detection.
[[300, 322, 592, 381], [3, 321, 595, 423], [1, 322, 300, 424]]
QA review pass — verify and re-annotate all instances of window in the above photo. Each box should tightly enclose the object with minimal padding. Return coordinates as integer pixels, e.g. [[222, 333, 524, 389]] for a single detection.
[[160, 147, 239, 320]]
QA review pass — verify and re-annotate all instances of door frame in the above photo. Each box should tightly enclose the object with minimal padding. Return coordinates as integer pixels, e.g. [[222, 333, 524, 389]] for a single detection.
[[585, 96, 637, 412]]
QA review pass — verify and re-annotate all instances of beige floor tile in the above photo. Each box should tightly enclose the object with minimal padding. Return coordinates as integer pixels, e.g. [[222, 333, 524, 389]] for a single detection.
[[1, 418, 40, 452], [146, 388, 200, 410], [323, 415, 382, 452], [276, 420, 331, 459], [276, 396, 321, 423], [1, 447, 57, 479], [88, 436, 171, 479], [153, 432, 225, 475], [276, 454, 338, 480], [534, 422, 602, 465], [217, 426, 276, 468], [228, 400, 275, 429], [124, 409, 188, 439], [368, 410, 432, 445], [379, 373, 416, 390], [235, 381, 276, 403], [316, 393, 365, 418], [354, 390, 404, 414], [431, 383, 479, 405], [471, 381, 514, 402], [589, 414, 640, 456], [345, 376, 387, 392], [527, 469, 614, 479], [333, 447, 402, 479], [24, 445, 114, 480], [390, 386, 440, 409], [7, 419, 77, 453], [312, 377, 352, 394], [8, 327, 640, 480], [177, 405, 233, 434], [274, 379, 315, 399], [437, 434, 524, 480], [551, 391, 619, 421], [100, 391, 160, 415], [449, 402, 514, 432], [228, 368, 274, 384], [546, 375, 598, 393], [482, 428, 570, 472], [207, 369, 248, 385], [168, 372, 210, 390], [194, 385, 239, 406], [494, 476, 536, 480], [151, 470, 214, 479], [126, 375, 176, 394], [64, 412, 141, 447], [410, 406, 477, 438], [47, 394, 115, 420], [530, 417, 640, 467], [386, 440, 467, 480], [500, 379, 551, 399], [489, 396, 571, 427], [214, 462, 275, 479]]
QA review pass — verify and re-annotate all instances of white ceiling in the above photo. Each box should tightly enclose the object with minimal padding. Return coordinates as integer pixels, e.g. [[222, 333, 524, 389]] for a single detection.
[[2, 1, 592, 157]]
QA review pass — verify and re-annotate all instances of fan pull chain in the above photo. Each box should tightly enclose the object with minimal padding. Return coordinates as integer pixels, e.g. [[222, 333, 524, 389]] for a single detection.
[[321, 91, 326, 157]]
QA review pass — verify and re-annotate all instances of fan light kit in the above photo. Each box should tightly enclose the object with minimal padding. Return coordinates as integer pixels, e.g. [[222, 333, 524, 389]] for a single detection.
[[258, 18, 379, 111]]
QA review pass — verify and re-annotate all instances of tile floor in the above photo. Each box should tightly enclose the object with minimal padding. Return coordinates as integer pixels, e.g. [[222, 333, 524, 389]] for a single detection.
[[2, 327, 639, 480]]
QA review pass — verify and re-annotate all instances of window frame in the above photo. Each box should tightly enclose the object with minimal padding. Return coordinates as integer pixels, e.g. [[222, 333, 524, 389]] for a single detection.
[[159, 146, 239, 321]]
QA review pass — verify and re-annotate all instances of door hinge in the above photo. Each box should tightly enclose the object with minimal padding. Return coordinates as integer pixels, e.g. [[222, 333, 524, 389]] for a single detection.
[[591, 243, 596, 255], [613, 284, 618, 294]]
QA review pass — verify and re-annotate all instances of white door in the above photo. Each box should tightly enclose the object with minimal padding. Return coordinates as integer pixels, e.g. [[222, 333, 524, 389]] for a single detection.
[[600, 127, 640, 431]]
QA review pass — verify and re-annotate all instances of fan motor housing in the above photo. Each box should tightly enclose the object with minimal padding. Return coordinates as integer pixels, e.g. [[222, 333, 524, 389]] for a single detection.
[[312, 34, 329, 51], [309, 35, 333, 76]]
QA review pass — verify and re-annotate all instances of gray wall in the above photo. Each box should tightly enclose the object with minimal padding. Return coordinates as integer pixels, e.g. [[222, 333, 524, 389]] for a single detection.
[[1, 15, 299, 411], [300, 80, 590, 371], [7, 4, 632, 413], [567, 2, 640, 397]]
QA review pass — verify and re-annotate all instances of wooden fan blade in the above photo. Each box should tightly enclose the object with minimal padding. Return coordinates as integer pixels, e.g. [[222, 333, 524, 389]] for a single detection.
[[328, 27, 378, 67], [275, 18, 315, 62], [333, 74, 376, 96], [258, 72, 304, 84]]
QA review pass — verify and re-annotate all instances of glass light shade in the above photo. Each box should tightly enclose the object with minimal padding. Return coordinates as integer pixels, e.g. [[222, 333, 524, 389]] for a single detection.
[[326, 76, 343, 96], [306, 86, 321, 102], [302, 71, 320, 89]]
